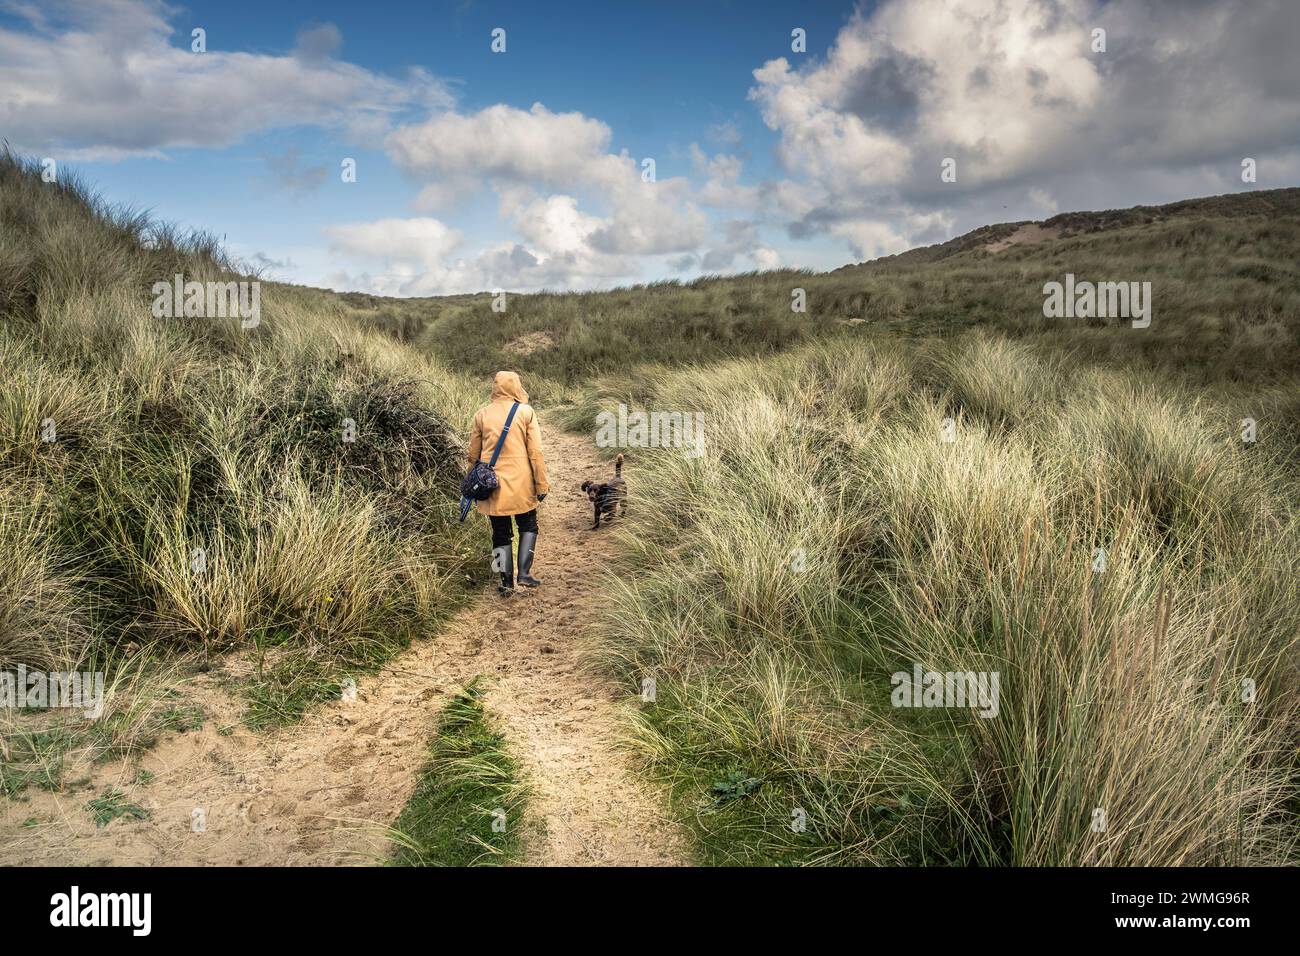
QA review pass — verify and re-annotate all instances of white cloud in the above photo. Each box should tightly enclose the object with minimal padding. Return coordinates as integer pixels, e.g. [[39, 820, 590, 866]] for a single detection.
[[320, 205, 642, 296], [388, 103, 712, 257], [749, 0, 1300, 259], [750, 0, 1300, 195], [0, 0, 451, 155], [829, 208, 954, 260], [509, 195, 602, 257], [324, 218, 462, 269], [691, 145, 761, 210], [386, 103, 614, 189], [585, 173, 708, 256], [373, 102, 717, 289], [1027, 188, 1058, 215], [707, 120, 744, 148]]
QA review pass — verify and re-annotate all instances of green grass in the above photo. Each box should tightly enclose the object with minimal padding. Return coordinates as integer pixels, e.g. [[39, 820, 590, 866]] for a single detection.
[[158, 705, 205, 734], [590, 335, 1299, 866], [387, 679, 528, 866], [85, 787, 149, 827], [0, 727, 68, 796], [1, 146, 489, 785], [242, 648, 380, 732]]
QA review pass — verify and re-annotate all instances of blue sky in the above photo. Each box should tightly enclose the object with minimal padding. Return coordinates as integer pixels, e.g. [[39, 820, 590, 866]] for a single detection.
[[2, 0, 1296, 295], [65, 1, 849, 237]]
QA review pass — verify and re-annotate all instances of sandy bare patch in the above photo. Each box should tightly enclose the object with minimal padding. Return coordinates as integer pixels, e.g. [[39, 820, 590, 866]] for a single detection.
[[0, 430, 687, 867], [986, 222, 1063, 253], [504, 331, 556, 356]]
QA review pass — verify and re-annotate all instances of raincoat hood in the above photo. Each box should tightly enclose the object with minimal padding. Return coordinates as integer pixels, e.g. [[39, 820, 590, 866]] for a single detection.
[[491, 370, 529, 404], [468, 371, 548, 517]]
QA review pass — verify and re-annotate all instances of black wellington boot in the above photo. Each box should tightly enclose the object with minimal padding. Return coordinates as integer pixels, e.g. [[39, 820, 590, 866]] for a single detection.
[[492, 545, 514, 596], [516, 531, 542, 587]]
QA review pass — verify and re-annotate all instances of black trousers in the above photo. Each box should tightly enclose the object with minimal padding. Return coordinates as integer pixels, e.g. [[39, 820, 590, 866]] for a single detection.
[[490, 509, 538, 549]]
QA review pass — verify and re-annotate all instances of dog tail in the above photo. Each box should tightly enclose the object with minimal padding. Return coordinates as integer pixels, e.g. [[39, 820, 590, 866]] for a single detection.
[[614, 453, 624, 477]]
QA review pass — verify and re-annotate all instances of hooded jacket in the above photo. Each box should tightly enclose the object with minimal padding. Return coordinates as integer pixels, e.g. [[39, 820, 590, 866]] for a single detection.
[[467, 371, 550, 517]]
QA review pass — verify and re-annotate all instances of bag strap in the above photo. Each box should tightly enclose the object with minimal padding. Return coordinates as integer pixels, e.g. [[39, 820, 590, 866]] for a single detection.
[[487, 402, 520, 469]]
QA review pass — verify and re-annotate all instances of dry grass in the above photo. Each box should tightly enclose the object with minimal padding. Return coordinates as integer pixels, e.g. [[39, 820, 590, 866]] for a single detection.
[[589, 337, 1298, 865], [0, 149, 486, 787]]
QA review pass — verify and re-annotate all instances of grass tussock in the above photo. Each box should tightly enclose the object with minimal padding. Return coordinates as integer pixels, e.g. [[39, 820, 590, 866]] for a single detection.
[[591, 336, 1299, 865], [0, 149, 488, 789], [387, 680, 528, 866]]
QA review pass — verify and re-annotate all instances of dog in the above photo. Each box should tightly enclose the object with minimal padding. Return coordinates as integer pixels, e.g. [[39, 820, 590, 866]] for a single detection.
[[580, 454, 626, 530]]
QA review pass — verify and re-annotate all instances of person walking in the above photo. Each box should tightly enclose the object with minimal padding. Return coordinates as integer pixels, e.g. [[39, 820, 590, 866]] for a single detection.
[[467, 371, 549, 596]]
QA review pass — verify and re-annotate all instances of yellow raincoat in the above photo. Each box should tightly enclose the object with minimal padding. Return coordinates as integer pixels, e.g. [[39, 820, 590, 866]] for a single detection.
[[467, 371, 550, 516]]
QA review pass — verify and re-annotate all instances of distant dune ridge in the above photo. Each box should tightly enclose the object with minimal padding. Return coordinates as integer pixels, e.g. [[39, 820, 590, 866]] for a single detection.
[[331, 186, 1300, 391]]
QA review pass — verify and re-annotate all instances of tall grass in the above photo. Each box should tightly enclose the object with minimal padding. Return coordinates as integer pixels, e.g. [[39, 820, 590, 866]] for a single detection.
[[591, 336, 1298, 865], [0, 149, 486, 788]]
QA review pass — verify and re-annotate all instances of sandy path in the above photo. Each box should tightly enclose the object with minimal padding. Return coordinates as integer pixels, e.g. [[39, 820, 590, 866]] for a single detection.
[[0, 429, 688, 866]]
